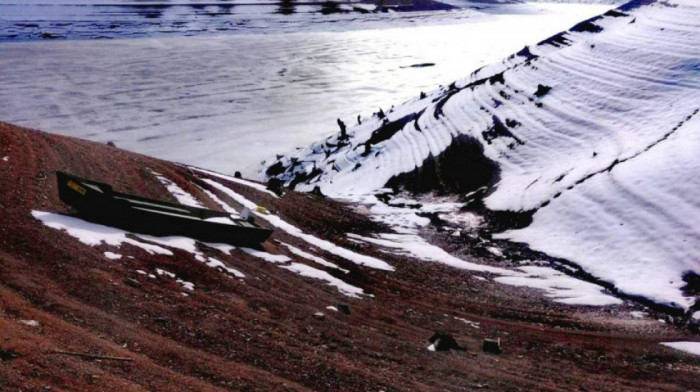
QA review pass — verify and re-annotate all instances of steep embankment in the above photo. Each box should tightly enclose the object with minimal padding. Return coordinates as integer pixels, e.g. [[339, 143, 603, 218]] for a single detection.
[[263, 0, 700, 313], [1, 123, 699, 390]]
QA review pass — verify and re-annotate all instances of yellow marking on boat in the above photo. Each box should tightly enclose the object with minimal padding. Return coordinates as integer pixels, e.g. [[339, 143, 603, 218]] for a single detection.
[[67, 180, 86, 195]]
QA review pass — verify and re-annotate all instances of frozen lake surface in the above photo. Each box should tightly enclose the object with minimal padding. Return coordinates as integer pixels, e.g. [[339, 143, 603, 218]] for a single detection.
[[0, 2, 612, 176]]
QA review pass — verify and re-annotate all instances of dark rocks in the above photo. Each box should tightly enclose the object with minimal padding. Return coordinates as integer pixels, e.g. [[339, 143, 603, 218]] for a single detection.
[[386, 133, 499, 195], [311, 186, 325, 198], [0, 348, 19, 361], [571, 20, 603, 34], [125, 278, 141, 289], [482, 116, 524, 146], [336, 304, 350, 315], [534, 84, 552, 98], [41, 32, 61, 39], [266, 178, 285, 196], [429, 332, 464, 352], [337, 118, 348, 140], [154, 317, 169, 325], [489, 72, 505, 85], [482, 338, 502, 354], [234, 171, 242, 179], [265, 161, 285, 177], [106, 141, 116, 147]]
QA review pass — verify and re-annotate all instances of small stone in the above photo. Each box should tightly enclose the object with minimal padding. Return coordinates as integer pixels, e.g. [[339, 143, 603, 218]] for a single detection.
[[266, 178, 284, 196], [482, 338, 502, 354], [336, 304, 350, 315], [125, 278, 141, 288], [428, 332, 463, 352]]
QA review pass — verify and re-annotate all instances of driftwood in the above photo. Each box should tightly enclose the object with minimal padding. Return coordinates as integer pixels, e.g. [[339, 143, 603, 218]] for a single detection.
[[52, 350, 133, 362]]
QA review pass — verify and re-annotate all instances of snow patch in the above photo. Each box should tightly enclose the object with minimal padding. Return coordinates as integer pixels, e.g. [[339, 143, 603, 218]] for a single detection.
[[177, 279, 195, 292], [241, 247, 291, 264], [660, 342, 700, 357], [151, 171, 203, 208], [191, 167, 279, 198], [282, 262, 364, 298], [348, 233, 511, 274], [104, 251, 122, 260], [203, 178, 393, 271], [494, 266, 622, 306], [278, 241, 347, 273], [205, 257, 245, 278], [32, 211, 173, 255], [156, 268, 175, 278]]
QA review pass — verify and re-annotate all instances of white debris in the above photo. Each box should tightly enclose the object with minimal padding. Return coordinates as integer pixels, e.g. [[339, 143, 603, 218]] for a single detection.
[[135, 270, 147, 275], [487, 247, 503, 257], [629, 311, 647, 319], [326, 306, 339, 312], [19, 320, 39, 327], [176, 279, 195, 291], [454, 317, 480, 329], [427, 343, 436, 352], [104, 251, 122, 260], [2, 156, 8, 162], [156, 268, 176, 278]]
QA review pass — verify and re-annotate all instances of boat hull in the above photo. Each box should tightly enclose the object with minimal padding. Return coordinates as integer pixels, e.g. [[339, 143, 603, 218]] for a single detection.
[[56, 171, 273, 247]]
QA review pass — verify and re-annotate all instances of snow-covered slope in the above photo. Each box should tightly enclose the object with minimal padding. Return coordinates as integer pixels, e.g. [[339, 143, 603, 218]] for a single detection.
[[264, 0, 700, 311]]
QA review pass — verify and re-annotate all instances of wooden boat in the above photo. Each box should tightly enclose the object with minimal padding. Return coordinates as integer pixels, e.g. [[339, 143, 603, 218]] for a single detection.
[[56, 171, 273, 246]]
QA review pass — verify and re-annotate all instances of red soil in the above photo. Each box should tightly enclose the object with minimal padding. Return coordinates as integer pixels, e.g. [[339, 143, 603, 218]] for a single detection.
[[0, 122, 697, 391]]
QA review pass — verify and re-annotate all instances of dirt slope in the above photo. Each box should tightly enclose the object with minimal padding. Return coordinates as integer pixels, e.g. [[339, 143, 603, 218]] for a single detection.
[[0, 122, 697, 391]]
